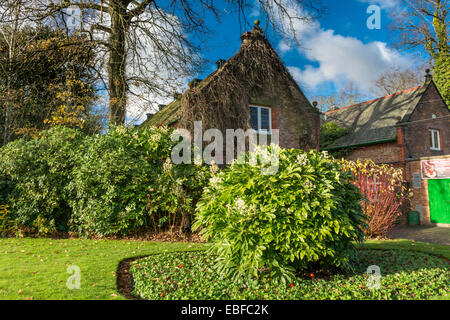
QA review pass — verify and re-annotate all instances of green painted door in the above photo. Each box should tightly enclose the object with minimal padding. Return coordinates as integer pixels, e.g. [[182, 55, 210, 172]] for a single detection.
[[428, 179, 450, 224]]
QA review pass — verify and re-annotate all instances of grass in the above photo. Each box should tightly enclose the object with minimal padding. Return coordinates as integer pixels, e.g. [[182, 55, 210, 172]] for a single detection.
[[358, 239, 450, 259], [0, 237, 205, 300], [0, 237, 448, 300], [130, 247, 449, 300]]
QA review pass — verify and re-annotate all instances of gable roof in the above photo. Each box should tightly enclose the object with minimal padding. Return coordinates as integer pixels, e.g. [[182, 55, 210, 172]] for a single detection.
[[143, 24, 315, 128], [324, 83, 429, 149]]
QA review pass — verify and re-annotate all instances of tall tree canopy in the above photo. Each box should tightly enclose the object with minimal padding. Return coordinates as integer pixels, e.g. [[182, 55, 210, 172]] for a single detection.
[[0, 25, 102, 145], [390, 0, 449, 106]]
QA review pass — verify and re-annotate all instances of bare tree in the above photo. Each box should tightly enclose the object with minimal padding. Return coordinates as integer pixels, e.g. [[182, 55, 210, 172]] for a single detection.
[[389, 0, 449, 105], [0, 0, 38, 144], [22, 0, 323, 125], [312, 82, 367, 113], [372, 65, 427, 96], [390, 0, 448, 60]]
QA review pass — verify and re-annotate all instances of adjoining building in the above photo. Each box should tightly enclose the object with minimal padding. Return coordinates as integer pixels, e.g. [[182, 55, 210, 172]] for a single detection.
[[324, 73, 450, 225]]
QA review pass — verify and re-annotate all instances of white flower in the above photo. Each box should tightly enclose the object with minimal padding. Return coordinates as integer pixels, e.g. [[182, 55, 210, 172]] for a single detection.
[[321, 151, 329, 158], [297, 153, 309, 166], [210, 160, 219, 174], [234, 198, 246, 210], [209, 176, 222, 189], [163, 158, 172, 172]]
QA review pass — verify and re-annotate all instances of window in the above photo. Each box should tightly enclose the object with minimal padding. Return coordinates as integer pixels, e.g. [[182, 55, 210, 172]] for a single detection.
[[430, 129, 441, 151], [249, 105, 272, 134]]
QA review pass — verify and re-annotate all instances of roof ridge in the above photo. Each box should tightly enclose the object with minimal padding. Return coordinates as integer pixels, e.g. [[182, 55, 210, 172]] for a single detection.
[[325, 85, 424, 115]]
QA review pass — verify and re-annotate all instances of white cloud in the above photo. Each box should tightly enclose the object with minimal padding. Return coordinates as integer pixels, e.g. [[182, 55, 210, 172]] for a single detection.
[[278, 40, 292, 53], [357, 0, 399, 9], [277, 2, 414, 93]]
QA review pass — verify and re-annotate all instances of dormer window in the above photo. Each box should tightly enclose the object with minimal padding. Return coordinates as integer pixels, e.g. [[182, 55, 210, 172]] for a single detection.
[[250, 105, 272, 134], [430, 129, 441, 151]]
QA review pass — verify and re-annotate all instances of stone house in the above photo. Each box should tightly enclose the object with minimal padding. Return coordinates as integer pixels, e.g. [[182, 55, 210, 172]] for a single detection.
[[143, 22, 320, 155], [324, 74, 450, 225]]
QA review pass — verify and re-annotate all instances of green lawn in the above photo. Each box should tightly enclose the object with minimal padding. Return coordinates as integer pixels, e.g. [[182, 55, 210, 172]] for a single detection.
[[0, 237, 205, 300], [0, 237, 448, 300]]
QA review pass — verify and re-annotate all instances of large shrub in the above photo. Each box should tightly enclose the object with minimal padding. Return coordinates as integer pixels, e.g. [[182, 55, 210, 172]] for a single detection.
[[193, 146, 366, 283], [340, 159, 410, 237], [0, 127, 85, 234], [69, 125, 211, 237]]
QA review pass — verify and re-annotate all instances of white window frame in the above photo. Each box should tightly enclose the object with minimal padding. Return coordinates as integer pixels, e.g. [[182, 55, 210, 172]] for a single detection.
[[430, 129, 441, 151], [249, 105, 272, 135]]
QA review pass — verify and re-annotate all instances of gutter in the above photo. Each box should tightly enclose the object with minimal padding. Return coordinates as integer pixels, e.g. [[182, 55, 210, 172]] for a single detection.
[[325, 137, 397, 151]]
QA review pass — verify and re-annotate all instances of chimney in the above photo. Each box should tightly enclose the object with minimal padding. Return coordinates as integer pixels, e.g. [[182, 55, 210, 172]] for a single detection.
[[425, 69, 432, 82], [240, 19, 263, 44], [188, 78, 202, 89], [215, 59, 226, 70], [330, 105, 339, 111]]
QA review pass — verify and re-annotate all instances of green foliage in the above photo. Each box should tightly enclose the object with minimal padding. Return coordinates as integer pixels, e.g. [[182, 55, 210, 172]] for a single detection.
[[0, 25, 101, 145], [69, 125, 211, 237], [0, 125, 211, 237], [0, 205, 15, 236], [319, 121, 349, 150], [0, 237, 203, 300], [433, 52, 450, 108], [0, 127, 85, 235], [130, 249, 449, 300], [193, 146, 366, 283]]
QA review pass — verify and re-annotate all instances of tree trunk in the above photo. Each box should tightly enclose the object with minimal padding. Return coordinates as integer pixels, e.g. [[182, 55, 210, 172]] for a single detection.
[[3, 5, 20, 145], [108, 1, 128, 125]]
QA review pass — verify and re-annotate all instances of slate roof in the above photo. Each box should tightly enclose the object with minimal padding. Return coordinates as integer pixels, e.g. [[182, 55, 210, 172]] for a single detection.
[[324, 84, 429, 149]]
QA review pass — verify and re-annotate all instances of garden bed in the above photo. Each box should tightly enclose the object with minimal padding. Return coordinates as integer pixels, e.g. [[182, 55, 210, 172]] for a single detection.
[[130, 249, 449, 300]]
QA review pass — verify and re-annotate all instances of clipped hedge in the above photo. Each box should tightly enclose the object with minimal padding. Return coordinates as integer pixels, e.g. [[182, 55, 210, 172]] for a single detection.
[[193, 146, 367, 283]]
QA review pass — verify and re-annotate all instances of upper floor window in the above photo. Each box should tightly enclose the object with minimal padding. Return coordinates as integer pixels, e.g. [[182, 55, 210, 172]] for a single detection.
[[430, 129, 441, 151], [250, 105, 271, 134]]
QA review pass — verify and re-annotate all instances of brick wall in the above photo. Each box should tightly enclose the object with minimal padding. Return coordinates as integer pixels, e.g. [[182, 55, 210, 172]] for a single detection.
[[403, 81, 450, 158], [405, 159, 431, 224], [344, 141, 402, 165], [251, 81, 320, 151]]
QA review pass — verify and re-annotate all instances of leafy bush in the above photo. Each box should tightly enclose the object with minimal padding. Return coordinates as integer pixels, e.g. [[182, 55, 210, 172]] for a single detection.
[[193, 146, 366, 283], [0, 205, 15, 236], [130, 249, 450, 300], [69, 125, 211, 237], [340, 159, 410, 237], [319, 122, 349, 149], [0, 127, 85, 235]]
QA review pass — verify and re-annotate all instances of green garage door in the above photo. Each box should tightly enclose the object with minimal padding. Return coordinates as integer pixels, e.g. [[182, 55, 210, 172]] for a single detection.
[[428, 179, 450, 224]]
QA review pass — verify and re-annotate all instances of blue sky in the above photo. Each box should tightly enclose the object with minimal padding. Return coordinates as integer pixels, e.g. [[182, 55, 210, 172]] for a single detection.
[[188, 0, 424, 101]]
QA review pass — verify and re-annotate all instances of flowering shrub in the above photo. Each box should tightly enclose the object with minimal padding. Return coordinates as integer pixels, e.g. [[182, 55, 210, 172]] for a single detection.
[[193, 146, 366, 283], [340, 159, 410, 237]]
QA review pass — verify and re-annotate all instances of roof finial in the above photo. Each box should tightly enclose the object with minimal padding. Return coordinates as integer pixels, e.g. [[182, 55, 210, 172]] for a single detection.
[[254, 19, 260, 27], [425, 69, 432, 82]]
